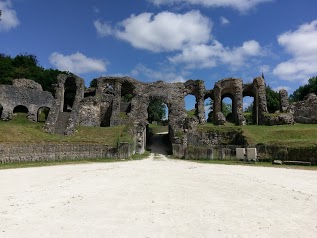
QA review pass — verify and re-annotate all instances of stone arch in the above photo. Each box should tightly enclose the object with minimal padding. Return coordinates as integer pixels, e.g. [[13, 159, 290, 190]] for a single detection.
[[184, 80, 206, 124], [120, 80, 135, 115], [37, 106, 50, 122], [13, 105, 29, 113], [213, 78, 245, 125]]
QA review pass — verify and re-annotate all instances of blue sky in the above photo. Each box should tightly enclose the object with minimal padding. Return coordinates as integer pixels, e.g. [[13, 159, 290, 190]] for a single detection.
[[1, 0, 317, 109]]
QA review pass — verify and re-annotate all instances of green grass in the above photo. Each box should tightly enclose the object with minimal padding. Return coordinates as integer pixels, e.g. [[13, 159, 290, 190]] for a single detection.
[[243, 124, 317, 147], [0, 113, 131, 146], [198, 123, 317, 147], [148, 124, 168, 134]]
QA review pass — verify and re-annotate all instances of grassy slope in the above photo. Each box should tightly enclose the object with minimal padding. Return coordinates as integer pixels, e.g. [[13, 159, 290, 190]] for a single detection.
[[198, 123, 317, 147], [0, 113, 130, 146]]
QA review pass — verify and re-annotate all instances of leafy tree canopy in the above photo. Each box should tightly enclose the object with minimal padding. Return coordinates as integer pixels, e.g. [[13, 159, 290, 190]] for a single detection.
[[0, 53, 66, 94], [266, 85, 280, 113], [148, 98, 166, 123], [290, 76, 317, 102]]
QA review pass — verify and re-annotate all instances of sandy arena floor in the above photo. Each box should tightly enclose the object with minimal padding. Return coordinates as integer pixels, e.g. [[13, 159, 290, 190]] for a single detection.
[[0, 155, 317, 238]]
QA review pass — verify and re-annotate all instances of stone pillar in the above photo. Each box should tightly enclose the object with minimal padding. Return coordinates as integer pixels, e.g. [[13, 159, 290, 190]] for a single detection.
[[196, 95, 205, 124], [253, 77, 268, 125], [213, 86, 224, 124], [110, 81, 121, 126], [279, 89, 289, 112]]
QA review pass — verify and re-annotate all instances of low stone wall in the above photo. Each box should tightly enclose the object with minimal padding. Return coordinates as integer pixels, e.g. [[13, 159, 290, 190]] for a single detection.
[[0, 142, 135, 163], [173, 143, 317, 165]]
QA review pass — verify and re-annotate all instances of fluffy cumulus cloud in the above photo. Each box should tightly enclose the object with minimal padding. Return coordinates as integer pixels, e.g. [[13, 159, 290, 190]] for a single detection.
[[169, 40, 263, 69], [95, 10, 212, 52], [49, 52, 107, 74], [0, 0, 20, 32], [147, 0, 271, 12], [273, 19, 317, 82], [131, 64, 188, 82]]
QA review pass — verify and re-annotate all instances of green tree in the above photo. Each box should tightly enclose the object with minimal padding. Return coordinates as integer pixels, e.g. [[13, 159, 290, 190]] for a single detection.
[[206, 99, 232, 122], [0, 53, 65, 94], [290, 76, 317, 102], [266, 85, 280, 113], [148, 98, 166, 123]]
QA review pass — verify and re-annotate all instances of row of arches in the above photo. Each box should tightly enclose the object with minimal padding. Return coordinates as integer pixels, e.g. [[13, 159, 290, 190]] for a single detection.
[[184, 94, 256, 124], [0, 104, 50, 122]]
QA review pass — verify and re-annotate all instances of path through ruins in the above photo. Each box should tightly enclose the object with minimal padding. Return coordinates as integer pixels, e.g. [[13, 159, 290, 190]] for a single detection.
[[0, 157, 317, 238]]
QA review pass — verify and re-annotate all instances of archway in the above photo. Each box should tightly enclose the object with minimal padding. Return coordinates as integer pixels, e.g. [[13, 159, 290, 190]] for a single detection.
[[120, 81, 135, 115], [243, 96, 255, 124], [185, 94, 197, 119], [37, 107, 50, 122], [204, 97, 213, 123], [146, 97, 171, 155], [221, 95, 234, 123], [63, 77, 77, 112], [13, 105, 29, 120]]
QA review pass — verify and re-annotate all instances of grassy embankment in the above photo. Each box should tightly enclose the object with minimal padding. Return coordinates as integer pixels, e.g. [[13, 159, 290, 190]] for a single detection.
[[0, 113, 131, 145], [0, 113, 149, 169], [198, 122, 317, 148]]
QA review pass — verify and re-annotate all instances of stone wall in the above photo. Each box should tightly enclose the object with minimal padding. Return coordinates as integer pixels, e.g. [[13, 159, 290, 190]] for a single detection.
[[0, 142, 135, 163], [0, 81, 53, 122], [291, 93, 317, 124]]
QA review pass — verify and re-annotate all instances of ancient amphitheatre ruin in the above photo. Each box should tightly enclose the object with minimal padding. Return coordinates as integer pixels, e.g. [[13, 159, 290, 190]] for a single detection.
[[0, 74, 317, 163]]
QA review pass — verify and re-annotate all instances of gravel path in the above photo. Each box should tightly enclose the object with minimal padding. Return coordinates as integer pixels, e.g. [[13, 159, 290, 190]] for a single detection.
[[1, 155, 317, 238]]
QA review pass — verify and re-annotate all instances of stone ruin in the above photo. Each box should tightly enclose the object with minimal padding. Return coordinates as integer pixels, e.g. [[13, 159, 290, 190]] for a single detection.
[[0, 79, 53, 122], [1, 75, 317, 156]]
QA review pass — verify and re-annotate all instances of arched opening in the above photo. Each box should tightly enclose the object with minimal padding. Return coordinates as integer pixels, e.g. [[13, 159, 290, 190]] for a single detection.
[[37, 107, 50, 122], [146, 97, 171, 155], [221, 95, 233, 123], [185, 94, 197, 119], [13, 105, 29, 120], [63, 77, 77, 112], [204, 97, 214, 123], [120, 81, 135, 115], [243, 96, 255, 124]]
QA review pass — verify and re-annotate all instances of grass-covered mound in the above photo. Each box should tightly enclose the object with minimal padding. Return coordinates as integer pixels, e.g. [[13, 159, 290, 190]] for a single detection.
[[198, 123, 317, 147], [0, 113, 131, 146]]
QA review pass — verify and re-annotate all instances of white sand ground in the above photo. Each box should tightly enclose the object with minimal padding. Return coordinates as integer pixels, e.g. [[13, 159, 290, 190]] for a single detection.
[[0, 155, 317, 238]]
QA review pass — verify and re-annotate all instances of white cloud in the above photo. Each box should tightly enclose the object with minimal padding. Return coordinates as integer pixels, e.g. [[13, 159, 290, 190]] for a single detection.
[[148, 0, 272, 12], [110, 10, 212, 52], [49, 52, 107, 74], [273, 19, 317, 82], [0, 0, 20, 32], [220, 16, 230, 25], [169, 40, 263, 69], [131, 64, 188, 83], [94, 20, 113, 37]]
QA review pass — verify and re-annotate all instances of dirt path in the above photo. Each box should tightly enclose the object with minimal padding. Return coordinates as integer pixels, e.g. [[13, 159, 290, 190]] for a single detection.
[[0, 156, 317, 238]]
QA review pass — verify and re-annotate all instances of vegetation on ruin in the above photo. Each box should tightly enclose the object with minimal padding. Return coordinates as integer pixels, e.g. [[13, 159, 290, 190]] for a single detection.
[[0, 54, 66, 94], [0, 113, 131, 146], [290, 76, 317, 102]]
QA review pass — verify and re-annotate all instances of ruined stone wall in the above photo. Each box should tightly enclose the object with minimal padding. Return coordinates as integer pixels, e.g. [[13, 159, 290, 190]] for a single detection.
[[44, 74, 85, 135], [0, 81, 53, 121], [291, 93, 317, 123], [213, 78, 245, 125], [0, 142, 135, 163]]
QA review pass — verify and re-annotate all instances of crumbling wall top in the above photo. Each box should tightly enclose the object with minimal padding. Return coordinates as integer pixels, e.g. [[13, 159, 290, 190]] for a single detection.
[[12, 78, 42, 91]]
